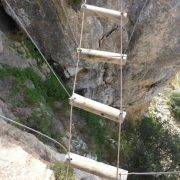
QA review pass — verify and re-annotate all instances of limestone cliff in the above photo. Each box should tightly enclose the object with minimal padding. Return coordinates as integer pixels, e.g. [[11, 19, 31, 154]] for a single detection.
[[0, 0, 179, 179], [2, 0, 179, 119]]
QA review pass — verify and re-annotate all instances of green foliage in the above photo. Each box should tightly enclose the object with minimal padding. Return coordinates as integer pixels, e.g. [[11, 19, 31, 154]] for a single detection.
[[26, 89, 44, 105], [51, 162, 75, 180], [0, 65, 46, 105], [0, 65, 69, 144], [77, 109, 111, 160], [0, 66, 43, 87], [20, 31, 44, 66], [45, 75, 70, 104], [77, 109, 180, 180], [122, 117, 180, 180], [67, 0, 82, 7], [0, 65, 70, 105], [28, 104, 53, 136], [23, 38, 43, 66], [8, 30, 44, 66], [1, 65, 179, 179], [78, 111, 180, 179], [170, 91, 180, 121]]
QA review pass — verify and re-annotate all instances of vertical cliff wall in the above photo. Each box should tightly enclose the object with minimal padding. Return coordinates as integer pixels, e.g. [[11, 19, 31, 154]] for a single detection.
[[0, 1, 179, 179], [1, 0, 179, 119]]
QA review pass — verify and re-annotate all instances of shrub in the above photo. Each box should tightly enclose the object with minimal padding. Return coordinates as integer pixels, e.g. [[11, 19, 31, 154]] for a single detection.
[[0, 65, 69, 144], [67, 0, 82, 6], [12, 31, 44, 66], [28, 104, 53, 137], [122, 117, 180, 180], [170, 91, 180, 121], [45, 75, 70, 104], [51, 162, 75, 180]]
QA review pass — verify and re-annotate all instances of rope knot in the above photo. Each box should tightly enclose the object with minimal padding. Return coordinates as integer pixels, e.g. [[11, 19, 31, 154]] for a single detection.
[[66, 157, 73, 162], [81, 3, 87, 10], [119, 110, 125, 124], [77, 48, 82, 53]]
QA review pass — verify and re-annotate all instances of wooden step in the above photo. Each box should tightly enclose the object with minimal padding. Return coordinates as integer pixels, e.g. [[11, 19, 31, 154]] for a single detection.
[[77, 48, 127, 65], [70, 93, 126, 123], [81, 4, 127, 24], [65, 153, 128, 180]]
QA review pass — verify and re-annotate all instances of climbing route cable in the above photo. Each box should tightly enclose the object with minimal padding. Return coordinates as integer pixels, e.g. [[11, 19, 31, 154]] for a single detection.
[[127, 171, 180, 176], [0, 114, 68, 154], [66, 0, 87, 179], [116, 0, 123, 179], [124, 0, 149, 54], [67, 0, 86, 153], [3, 0, 71, 97]]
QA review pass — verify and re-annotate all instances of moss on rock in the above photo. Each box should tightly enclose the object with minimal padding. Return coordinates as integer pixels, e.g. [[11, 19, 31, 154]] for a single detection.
[[51, 162, 75, 180], [171, 90, 180, 121]]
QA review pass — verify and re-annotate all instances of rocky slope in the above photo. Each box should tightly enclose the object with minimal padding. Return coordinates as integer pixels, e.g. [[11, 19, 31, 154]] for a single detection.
[[0, 118, 55, 180], [2, 0, 179, 119], [0, 4, 101, 179]]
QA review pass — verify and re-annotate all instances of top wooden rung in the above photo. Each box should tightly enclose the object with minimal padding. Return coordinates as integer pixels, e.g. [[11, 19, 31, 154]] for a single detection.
[[81, 4, 127, 23]]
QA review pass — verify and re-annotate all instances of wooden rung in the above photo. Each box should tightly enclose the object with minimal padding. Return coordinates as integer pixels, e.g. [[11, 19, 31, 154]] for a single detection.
[[70, 93, 126, 123], [65, 153, 128, 180], [81, 4, 127, 23], [77, 48, 127, 65]]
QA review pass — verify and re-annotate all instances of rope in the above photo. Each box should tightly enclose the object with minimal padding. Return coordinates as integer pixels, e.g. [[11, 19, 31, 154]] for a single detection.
[[66, 1, 86, 178], [116, 2, 148, 176], [0, 114, 68, 154], [3, 0, 71, 97], [128, 171, 180, 176], [124, 0, 149, 54], [67, 0, 86, 154], [116, 171, 180, 176], [116, 0, 123, 179], [67, 0, 86, 156]]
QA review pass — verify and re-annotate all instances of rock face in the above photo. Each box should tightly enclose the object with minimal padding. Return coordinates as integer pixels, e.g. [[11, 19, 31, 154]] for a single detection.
[[149, 73, 180, 136], [0, 140, 55, 180], [0, 0, 179, 179], [0, 117, 57, 180], [0, 6, 103, 179], [0, 98, 66, 179], [1, 0, 179, 119], [0, 99, 98, 179]]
